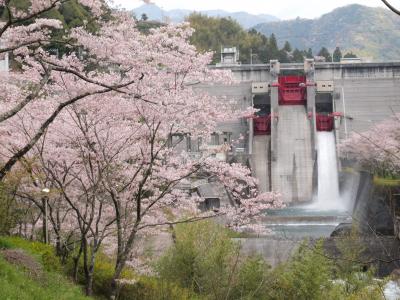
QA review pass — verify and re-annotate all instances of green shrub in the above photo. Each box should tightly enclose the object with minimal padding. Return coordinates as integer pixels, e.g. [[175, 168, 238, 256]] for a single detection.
[[0, 182, 19, 235], [264, 238, 387, 300], [157, 221, 270, 300], [0, 237, 12, 249], [65, 246, 194, 300], [120, 276, 199, 300]]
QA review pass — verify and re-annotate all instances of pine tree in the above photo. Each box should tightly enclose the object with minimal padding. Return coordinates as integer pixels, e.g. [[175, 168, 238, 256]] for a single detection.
[[269, 33, 279, 59], [292, 49, 304, 63], [283, 41, 292, 52], [333, 46, 342, 62], [318, 47, 332, 62], [306, 48, 313, 59]]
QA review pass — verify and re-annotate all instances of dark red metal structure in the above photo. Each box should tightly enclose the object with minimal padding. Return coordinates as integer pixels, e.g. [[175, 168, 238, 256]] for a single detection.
[[278, 75, 307, 105], [316, 114, 334, 131], [254, 115, 271, 135]]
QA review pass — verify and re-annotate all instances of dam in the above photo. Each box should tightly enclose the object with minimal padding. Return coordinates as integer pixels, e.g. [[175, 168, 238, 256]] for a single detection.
[[193, 50, 400, 206], [192, 52, 400, 270]]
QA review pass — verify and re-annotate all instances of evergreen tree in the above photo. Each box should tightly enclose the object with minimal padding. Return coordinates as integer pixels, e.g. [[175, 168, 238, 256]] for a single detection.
[[344, 52, 358, 58], [306, 48, 313, 59], [292, 49, 304, 63], [333, 46, 342, 62], [283, 41, 292, 52], [318, 47, 332, 62], [269, 33, 280, 59], [141, 13, 148, 21], [278, 49, 290, 63]]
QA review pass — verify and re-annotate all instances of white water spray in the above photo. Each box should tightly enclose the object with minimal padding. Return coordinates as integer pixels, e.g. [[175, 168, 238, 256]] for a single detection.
[[307, 132, 347, 211], [317, 132, 340, 208]]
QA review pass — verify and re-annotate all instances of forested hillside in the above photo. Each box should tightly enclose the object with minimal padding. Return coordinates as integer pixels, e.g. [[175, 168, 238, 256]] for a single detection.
[[187, 14, 346, 64], [253, 4, 400, 60]]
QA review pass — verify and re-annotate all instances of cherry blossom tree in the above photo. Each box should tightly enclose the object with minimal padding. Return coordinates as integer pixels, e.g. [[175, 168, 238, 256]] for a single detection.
[[340, 114, 400, 176], [1, 2, 282, 298], [0, 0, 139, 180]]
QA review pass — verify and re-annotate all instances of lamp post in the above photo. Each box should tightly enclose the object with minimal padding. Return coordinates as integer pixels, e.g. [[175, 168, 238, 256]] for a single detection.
[[42, 188, 50, 244]]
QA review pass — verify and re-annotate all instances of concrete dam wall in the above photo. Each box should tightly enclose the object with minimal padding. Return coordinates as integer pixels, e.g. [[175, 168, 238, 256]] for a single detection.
[[196, 60, 400, 204]]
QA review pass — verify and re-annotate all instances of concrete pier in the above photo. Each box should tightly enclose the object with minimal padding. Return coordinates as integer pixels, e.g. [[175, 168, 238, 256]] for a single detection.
[[272, 106, 314, 203], [251, 136, 270, 192]]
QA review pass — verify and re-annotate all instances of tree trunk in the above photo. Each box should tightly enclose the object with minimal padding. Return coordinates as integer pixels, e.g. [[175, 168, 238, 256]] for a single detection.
[[110, 258, 125, 300], [82, 237, 92, 296], [56, 236, 62, 256], [73, 241, 83, 283], [87, 250, 97, 296], [85, 272, 94, 296], [109, 229, 139, 299], [82, 238, 99, 297]]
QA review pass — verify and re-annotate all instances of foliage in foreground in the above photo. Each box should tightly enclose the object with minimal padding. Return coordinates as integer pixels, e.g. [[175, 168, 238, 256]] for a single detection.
[[0, 235, 195, 300], [64, 242, 197, 300], [157, 221, 387, 300], [0, 225, 390, 300], [157, 221, 270, 300]]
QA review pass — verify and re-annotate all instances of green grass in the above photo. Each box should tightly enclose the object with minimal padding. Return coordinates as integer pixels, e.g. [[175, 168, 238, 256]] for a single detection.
[[0, 250, 91, 300], [0, 236, 61, 272], [0, 236, 197, 300], [0, 236, 92, 299]]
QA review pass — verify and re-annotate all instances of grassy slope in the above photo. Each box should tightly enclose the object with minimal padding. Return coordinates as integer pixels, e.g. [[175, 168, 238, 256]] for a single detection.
[[0, 237, 91, 300], [0, 256, 91, 300]]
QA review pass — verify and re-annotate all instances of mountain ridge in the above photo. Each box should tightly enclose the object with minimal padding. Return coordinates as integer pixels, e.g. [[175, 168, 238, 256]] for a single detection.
[[132, 4, 279, 29], [253, 4, 400, 60]]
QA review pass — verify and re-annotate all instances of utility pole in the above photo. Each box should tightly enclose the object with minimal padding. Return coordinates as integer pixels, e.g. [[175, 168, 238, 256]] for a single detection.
[[250, 48, 253, 65]]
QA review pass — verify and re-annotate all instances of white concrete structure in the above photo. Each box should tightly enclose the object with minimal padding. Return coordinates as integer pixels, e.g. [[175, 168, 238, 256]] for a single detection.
[[0, 52, 9, 72]]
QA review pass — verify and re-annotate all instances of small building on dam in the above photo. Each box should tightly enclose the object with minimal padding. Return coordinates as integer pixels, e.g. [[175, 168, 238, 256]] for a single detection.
[[187, 49, 400, 204]]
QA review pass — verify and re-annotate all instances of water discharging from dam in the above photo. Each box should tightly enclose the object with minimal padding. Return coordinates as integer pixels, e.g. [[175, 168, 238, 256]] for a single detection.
[[311, 132, 344, 211], [317, 132, 340, 207], [262, 132, 352, 241]]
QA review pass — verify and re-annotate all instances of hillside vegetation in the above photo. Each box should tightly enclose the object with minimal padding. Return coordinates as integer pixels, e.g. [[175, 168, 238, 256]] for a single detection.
[[253, 4, 400, 60], [187, 13, 316, 64], [0, 237, 91, 300]]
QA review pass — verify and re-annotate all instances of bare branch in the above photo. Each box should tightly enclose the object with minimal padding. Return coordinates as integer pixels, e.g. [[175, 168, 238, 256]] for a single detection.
[[381, 0, 400, 16]]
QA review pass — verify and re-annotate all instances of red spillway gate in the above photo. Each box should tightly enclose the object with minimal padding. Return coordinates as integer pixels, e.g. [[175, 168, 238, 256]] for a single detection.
[[254, 115, 271, 135], [316, 114, 334, 131], [278, 75, 307, 105]]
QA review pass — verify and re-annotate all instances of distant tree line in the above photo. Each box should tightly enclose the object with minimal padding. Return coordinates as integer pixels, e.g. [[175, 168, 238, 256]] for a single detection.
[[187, 13, 358, 64]]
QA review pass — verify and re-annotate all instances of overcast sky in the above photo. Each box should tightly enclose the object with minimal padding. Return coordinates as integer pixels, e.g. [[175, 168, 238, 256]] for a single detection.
[[112, 0, 390, 19]]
